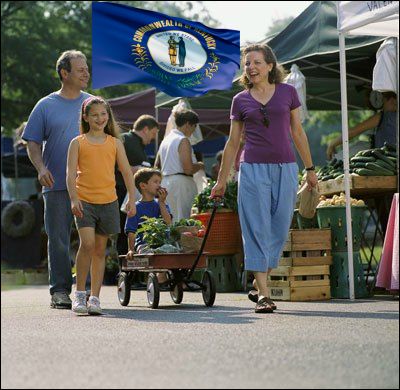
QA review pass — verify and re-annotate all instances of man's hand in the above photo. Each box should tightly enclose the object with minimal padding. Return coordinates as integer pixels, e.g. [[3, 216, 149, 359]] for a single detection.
[[126, 250, 135, 260], [38, 167, 54, 188]]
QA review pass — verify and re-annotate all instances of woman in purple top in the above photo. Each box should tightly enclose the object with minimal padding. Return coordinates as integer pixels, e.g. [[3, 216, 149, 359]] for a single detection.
[[211, 44, 318, 313]]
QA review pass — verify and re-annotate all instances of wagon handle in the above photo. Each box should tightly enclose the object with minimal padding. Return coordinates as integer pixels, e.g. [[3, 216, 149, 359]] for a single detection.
[[187, 199, 221, 279]]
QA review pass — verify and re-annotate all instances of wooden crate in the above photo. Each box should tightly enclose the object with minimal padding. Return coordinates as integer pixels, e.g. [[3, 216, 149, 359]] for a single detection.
[[268, 285, 331, 301], [281, 228, 332, 266], [268, 229, 332, 301]]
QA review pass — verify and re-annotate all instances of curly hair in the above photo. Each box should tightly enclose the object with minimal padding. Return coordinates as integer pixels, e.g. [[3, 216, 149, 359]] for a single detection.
[[239, 44, 287, 89]]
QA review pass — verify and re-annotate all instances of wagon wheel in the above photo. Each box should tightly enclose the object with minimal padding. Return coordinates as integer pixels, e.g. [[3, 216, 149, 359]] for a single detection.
[[117, 272, 131, 306], [147, 273, 160, 309], [170, 282, 183, 304], [166, 271, 183, 304], [202, 270, 216, 307]]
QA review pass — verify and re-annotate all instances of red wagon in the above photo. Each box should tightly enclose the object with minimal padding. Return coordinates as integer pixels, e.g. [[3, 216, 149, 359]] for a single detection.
[[117, 203, 220, 309]]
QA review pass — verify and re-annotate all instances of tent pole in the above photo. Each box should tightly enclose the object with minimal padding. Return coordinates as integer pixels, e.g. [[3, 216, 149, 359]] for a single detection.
[[155, 105, 159, 157], [397, 37, 399, 191], [339, 32, 355, 300]]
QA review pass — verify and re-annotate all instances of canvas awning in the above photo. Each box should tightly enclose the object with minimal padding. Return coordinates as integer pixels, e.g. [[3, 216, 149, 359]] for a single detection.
[[108, 87, 231, 140], [337, 1, 399, 37]]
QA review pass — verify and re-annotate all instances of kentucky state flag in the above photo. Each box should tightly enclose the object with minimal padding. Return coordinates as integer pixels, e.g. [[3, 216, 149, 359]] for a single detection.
[[92, 2, 240, 97]]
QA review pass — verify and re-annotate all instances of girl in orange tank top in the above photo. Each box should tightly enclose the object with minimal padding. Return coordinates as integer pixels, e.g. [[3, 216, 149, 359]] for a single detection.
[[66, 96, 136, 315]]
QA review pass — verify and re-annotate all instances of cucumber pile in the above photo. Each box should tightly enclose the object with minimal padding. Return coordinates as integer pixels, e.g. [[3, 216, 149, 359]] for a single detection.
[[317, 142, 397, 181], [350, 142, 397, 176], [316, 158, 344, 181]]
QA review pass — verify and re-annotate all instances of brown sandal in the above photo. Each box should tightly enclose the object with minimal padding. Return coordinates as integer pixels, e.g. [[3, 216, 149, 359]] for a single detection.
[[248, 292, 277, 310], [265, 297, 277, 311], [255, 297, 274, 313]]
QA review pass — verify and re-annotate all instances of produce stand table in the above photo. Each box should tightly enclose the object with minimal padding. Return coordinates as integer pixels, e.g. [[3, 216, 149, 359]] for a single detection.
[[318, 175, 398, 292], [318, 176, 397, 198]]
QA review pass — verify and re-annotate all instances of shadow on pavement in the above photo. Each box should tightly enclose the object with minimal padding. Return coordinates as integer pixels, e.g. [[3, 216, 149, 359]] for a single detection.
[[102, 304, 261, 324], [275, 309, 399, 320]]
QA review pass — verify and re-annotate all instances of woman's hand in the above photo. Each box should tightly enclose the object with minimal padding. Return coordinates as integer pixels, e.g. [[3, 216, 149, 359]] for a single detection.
[[71, 199, 83, 218], [126, 250, 135, 260], [306, 170, 318, 190], [126, 198, 137, 218], [210, 181, 226, 199]]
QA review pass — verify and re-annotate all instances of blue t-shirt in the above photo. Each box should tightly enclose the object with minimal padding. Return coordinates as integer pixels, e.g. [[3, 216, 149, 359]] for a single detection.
[[125, 199, 172, 250], [22, 91, 92, 193]]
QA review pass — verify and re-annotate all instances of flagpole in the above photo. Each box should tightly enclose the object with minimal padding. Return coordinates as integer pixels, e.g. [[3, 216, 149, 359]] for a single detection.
[[155, 105, 159, 157]]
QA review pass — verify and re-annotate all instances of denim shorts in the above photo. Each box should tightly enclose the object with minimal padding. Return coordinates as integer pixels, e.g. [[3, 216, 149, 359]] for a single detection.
[[74, 199, 120, 236]]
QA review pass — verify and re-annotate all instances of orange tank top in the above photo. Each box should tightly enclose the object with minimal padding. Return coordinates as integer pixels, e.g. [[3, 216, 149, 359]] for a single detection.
[[76, 134, 118, 204]]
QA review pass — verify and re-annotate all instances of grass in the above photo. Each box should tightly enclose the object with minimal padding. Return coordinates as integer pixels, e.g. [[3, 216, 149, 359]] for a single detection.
[[360, 245, 383, 266]]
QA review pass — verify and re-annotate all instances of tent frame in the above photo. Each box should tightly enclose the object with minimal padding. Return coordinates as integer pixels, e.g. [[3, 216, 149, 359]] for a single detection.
[[337, 1, 399, 300]]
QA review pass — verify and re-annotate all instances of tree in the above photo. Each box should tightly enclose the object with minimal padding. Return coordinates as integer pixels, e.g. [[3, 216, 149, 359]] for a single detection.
[[265, 16, 294, 38], [1, 1, 218, 135]]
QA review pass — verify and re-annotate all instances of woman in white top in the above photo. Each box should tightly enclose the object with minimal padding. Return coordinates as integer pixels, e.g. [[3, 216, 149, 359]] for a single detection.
[[156, 110, 204, 222]]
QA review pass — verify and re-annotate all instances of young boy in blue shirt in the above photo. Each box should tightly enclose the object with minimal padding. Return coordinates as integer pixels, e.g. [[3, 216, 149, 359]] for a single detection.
[[125, 168, 172, 258]]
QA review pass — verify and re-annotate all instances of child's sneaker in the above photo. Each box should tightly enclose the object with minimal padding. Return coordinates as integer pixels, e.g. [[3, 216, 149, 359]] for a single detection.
[[72, 291, 88, 314], [87, 296, 102, 315]]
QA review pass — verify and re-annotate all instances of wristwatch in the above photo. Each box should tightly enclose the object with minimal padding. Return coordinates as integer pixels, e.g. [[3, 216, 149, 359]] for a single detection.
[[305, 165, 315, 171]]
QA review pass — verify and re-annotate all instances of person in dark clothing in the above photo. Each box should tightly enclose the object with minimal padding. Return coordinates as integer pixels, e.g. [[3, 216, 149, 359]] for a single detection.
[[115, 115, 159, 254], [178, 37, 186, 67], [327, 92, 397, 159]]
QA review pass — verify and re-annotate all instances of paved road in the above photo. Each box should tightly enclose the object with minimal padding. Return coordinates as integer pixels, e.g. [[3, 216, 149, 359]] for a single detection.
[[1, 286, 399, 389]]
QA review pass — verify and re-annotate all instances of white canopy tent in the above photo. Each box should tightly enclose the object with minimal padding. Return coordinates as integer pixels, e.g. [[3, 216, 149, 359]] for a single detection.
[[337, 1, 399, 299]]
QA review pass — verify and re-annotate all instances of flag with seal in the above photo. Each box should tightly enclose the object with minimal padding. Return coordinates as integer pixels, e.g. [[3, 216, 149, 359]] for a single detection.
[[92, 2, 240, 97]]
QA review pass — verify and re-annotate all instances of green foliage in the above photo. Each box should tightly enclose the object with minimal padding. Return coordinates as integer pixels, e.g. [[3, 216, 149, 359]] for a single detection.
[[172, 218, 202, 228], [321, 132, 342, 147], [193, 180, 238, 213], [300, 110, 375, 166], [308, 110, 373, 130], [1, 1, 218, 133], [169, 218, 202, 241], [264, 16, 294, 38], [136, 217, 172, 248]]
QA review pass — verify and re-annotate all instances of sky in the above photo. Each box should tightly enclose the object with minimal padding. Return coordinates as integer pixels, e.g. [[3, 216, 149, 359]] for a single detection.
[[201, 1, 314, 44]]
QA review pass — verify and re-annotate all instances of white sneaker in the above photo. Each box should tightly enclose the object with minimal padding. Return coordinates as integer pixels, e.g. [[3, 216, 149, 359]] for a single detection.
[[87, 296, 102, 315], [72, 291, 87, 314]]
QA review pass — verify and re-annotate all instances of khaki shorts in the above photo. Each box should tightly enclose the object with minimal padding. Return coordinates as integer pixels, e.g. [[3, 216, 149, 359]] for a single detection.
[[74, 200, 120, 236]]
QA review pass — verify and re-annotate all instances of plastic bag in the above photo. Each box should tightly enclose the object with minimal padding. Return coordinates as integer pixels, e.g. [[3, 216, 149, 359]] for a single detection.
[[372, 38, 397, 93], [165, 99, 203, 145], [285, 64, 309, 123]]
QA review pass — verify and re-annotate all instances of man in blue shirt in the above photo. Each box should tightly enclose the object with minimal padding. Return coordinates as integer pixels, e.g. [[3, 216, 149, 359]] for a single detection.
[[22, 50, 91, 309]]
